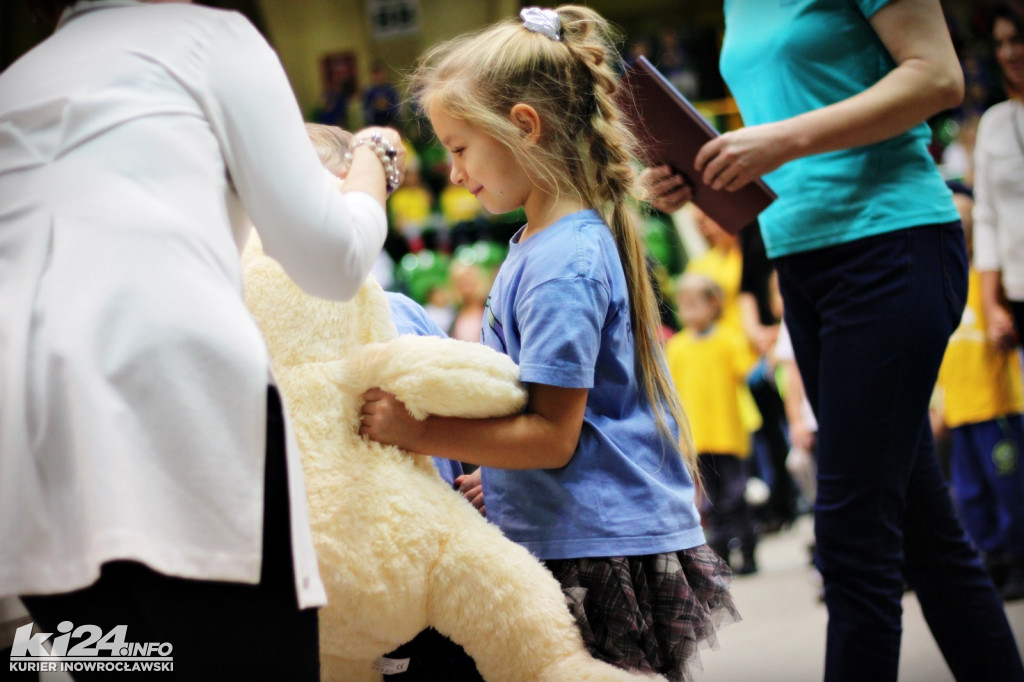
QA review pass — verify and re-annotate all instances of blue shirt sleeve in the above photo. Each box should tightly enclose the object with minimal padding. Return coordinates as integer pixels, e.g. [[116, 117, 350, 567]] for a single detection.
[[386, 292, 447, 338], [515, 275, 609, 388]]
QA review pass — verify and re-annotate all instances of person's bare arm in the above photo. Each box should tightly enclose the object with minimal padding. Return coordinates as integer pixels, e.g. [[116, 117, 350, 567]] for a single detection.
[[979, 269, 1018, 350], [359, 383, 588, 470], [696, 0, 963, 191]]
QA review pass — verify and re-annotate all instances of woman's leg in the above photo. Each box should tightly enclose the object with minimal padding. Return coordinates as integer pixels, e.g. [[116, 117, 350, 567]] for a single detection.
[[778, 224, 1022, 682]]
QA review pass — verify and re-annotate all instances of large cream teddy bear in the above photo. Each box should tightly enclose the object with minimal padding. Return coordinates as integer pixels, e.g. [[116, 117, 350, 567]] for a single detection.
[[241, 235, 665, 682]]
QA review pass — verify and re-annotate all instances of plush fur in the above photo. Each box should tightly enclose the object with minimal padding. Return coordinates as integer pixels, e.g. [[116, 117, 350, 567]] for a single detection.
[[242, 234, 665, 682]]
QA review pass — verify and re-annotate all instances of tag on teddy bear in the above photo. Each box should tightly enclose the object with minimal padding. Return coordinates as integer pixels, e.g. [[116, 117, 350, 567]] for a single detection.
[[373, 657, 411, 675]]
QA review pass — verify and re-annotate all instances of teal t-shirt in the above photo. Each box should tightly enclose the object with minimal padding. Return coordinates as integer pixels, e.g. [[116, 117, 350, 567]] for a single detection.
[[720, 0, 958, 258]]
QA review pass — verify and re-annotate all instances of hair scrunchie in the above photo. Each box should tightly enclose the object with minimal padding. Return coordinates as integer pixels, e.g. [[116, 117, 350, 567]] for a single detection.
[[520, 7, 561, 41]]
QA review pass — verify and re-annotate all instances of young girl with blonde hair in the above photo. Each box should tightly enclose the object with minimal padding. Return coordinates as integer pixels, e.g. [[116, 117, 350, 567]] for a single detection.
[[360, 6, 737, 679]]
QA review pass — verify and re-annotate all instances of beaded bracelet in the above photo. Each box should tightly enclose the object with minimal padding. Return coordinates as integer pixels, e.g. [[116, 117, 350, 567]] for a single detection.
[[345, 132, 401, 195]]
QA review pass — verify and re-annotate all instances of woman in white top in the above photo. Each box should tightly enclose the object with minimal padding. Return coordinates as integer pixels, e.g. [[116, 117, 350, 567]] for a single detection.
[[974, 0, 1024, 351], [0, 1, 403, 677]]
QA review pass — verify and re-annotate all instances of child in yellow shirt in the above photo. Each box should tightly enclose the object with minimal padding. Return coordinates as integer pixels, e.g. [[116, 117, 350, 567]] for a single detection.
[[665, 273, 759, 574], [936, 184, 1024, 600]]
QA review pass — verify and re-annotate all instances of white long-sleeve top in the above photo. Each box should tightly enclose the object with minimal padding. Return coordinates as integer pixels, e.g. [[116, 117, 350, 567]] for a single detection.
[[0, 0, 387, 606], [973, 99, 1024, 301]]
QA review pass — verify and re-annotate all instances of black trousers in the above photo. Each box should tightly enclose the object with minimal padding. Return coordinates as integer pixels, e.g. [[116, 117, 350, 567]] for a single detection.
[[748, 375, 798, 524], [19, 387, 319, 681]]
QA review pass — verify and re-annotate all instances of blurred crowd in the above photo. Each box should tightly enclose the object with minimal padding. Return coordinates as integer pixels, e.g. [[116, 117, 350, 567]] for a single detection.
[[308, 4, 1021, 593]]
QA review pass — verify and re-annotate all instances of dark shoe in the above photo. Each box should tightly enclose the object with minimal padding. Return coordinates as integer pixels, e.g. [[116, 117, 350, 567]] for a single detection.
[[735, 561, 759, 576], [1001, 579, 1024, 602], [1000, 556, 1024, 602], [736, 550, 758, 576]]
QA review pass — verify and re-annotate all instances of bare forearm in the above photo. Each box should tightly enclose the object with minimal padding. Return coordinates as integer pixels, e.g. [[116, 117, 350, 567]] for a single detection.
[[979, 269, 1004, 315], [407, 412, 577, 470], [783, 0, 962, 160], [778, 61, 962, 162]]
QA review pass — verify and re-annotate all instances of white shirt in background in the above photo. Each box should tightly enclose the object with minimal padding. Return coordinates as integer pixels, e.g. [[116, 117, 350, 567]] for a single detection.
[[973, 100, 1024, 300]]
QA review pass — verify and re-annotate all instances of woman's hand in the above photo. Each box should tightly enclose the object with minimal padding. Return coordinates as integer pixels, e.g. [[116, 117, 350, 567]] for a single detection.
[[986, 305, 1018, 352], [359, 387, 424, 450], [454, 468, 485, 517], [694, 122, 793, 192], [640, 164, 693, 213], [356, 126, 407, 181]]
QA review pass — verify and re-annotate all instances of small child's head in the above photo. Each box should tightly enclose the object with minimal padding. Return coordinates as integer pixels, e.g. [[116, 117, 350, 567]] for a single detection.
[[305, 122, 353, 178], [675, 273, 722, 333], [410, 5, 644, 214], [449, 258, 491, 306]]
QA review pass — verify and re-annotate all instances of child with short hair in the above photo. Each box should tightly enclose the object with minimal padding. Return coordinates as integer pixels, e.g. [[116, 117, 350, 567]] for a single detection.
[[359, 6, 737, 679], [666, 273, 760, 575], [935, 183, 1024, 601]]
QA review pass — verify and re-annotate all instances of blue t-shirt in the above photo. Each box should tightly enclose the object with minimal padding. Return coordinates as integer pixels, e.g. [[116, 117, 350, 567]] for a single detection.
[[386, 291, 464, 486], [480, 209, 704, 560], [720, 0, 959, 258]]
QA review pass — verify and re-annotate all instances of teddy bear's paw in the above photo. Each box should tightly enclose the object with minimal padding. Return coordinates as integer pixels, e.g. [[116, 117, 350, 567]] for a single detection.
[[333, 335, 527, 420]]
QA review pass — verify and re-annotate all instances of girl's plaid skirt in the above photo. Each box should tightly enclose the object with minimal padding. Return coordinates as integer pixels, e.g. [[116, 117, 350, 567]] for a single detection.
[[545, 544, 739, 682]]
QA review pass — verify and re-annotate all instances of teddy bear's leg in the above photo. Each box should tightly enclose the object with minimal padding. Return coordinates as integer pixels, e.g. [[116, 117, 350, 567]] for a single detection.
[[321, 652, 381, 682], [424, 512, 667, 682]]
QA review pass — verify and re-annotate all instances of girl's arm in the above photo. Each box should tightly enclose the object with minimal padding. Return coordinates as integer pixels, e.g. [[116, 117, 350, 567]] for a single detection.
[[359, 383, 589, 470], [695, 0, 963, 191]]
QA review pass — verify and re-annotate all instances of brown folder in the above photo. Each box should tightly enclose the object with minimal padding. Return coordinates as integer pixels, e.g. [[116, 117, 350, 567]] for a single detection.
[[620, 56, 776, 235]]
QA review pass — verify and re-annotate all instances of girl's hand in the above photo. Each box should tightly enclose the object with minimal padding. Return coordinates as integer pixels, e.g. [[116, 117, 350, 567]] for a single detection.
[[695, 122, 792, 192], [359, 387, 424, 450], [640, 164, 693, 213], [454, 468, 485, 517]]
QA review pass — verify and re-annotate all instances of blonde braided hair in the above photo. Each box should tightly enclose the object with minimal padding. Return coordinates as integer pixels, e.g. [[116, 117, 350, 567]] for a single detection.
[[411, 5, 695, 471]]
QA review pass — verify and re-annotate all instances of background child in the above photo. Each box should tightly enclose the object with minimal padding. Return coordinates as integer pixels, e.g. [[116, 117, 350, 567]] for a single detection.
[[360, 6, 737, 680], [935, 183, 1024, 601], [666, 273, 759, 575]]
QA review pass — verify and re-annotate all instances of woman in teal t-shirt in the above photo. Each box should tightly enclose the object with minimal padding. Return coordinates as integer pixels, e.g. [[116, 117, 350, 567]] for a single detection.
[[695, 1, 1024, 681]]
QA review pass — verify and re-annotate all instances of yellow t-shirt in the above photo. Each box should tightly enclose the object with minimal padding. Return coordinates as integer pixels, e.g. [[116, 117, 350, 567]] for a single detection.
[[439, 185, 481, 225], [388, 185, 433, 232], [936, 268, 1024, 428], [665, 325, 755, 457]]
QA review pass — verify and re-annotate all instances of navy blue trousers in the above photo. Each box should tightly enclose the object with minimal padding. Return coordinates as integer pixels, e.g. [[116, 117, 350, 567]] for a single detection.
[[698, 453, 757, 558], [951, 416, 1024, 555], [776, 223, 1023, 682]]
